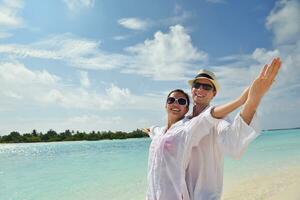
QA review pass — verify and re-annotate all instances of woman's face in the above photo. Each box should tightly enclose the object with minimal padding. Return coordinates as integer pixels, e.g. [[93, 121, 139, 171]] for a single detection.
[[165, 91, 189, 120]]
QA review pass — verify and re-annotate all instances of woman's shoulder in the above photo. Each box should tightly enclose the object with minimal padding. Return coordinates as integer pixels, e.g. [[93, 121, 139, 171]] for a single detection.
[[149, 125, 166, 138]]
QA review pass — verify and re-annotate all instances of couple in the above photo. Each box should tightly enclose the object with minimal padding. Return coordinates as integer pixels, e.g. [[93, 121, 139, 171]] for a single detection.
[[146, 57, 281, 200]]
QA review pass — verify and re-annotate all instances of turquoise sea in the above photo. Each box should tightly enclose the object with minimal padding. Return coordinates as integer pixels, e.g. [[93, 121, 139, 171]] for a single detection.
[[1, 129, 300, 200]]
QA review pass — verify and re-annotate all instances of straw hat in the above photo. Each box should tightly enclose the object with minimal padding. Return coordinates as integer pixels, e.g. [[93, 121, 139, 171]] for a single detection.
[[188, 69, 220, 93]]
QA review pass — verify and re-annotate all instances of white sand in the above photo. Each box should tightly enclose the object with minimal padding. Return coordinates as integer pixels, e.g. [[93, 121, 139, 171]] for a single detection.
[[222, 167, 300, 200]]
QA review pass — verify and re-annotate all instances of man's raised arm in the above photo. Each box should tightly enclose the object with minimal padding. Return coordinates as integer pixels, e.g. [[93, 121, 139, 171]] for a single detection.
[[240, 57, 281, 124]]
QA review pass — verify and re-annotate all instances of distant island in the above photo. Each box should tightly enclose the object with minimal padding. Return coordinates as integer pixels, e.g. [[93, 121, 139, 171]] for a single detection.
[[263, 127, 300, 131], [0, 129, 149, 143], [1, 126, 299, 144]]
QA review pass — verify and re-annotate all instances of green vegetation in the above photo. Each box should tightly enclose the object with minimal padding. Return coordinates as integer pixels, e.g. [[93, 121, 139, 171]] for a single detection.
[[0, 129, 149, 143]]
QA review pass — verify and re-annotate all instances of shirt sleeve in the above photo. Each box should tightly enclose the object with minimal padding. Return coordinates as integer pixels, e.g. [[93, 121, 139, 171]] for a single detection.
[[149, 125, 161, 139], [216, 112, 261, 159]]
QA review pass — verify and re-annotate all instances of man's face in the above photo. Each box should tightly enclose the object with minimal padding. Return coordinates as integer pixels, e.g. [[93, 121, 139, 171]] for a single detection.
[[191, 78, 216, 106]]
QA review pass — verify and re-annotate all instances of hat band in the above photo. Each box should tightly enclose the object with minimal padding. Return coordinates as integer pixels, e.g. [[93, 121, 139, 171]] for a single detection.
[[195, 73, 214, 80]]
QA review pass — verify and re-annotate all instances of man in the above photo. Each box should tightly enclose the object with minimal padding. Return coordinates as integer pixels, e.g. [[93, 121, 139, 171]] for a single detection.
[[184, 57, 281, 199]]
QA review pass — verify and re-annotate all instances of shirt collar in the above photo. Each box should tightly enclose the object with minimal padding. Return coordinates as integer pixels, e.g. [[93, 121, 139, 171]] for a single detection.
[[185, 105, 212, 120], [163, 118, 185, 133]]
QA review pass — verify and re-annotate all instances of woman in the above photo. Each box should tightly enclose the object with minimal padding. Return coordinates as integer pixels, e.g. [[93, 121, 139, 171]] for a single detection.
[[146, 88, 248, 200]]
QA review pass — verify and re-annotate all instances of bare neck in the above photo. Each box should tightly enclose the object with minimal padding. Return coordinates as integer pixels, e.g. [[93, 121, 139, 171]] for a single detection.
[[192, 103, 209, 118], [166, 116, 182, 131]]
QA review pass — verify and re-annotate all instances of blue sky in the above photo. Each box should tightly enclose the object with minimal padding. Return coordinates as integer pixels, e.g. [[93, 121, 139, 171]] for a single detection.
[[0, 0, 299, 135]]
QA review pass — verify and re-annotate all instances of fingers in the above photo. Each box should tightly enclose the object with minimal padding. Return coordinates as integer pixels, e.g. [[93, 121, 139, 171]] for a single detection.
[[269, 57, 281, 81], [258, 64, 268, 79], [262, 57, 281, 81], [266, 58, 278, 77]]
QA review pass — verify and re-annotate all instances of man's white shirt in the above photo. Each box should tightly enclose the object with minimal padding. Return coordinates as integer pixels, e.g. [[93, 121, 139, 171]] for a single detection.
[[185, 113, 260, 200]]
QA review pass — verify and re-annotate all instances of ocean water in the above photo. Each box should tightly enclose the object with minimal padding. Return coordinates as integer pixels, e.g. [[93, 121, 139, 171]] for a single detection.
[[0, 129, 300, 200]]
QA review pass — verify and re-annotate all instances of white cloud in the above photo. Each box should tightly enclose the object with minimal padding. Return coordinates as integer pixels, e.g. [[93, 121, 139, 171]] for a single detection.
[[41, 83, 137, 111], [251, 48, 280, 64], [41, 86, 121, 110], [0, 61, 59, 86], [47, 84, 161, 112], [264, 0, 300, 88], [0, 44, 58, 59], [118, 18, 150, 31], [124, 25, 208, 80], [117, 8, 192, 32], [0, 59, 168, 134], [0, 61, 165, 117], [63, 0, 94, 11], [0, 27, 208, 81], [211, 50, 299, 130], [211, 0, 300, 129], [106, 84, 132, 103], [0, 0, 24, 38], [266, 0, 300, 45], [212, 48, 284, 102], [210, 61, 257, 103], [0, 66, 165, 134], [0, 0, 23, 27], [1, 1, 299, 133], [79, 70, 90, 88], [0, 34, 127, 70], [0, 61, 62, 119], [0, 62, 60, 104]]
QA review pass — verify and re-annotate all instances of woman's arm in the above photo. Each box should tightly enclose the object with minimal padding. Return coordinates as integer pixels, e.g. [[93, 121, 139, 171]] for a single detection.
[[211, 87, 249, 119]]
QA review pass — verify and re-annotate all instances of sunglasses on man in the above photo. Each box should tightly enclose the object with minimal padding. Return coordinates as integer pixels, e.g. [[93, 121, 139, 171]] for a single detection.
[[192, 82, 214, 91], [166, 97, 188, 106]]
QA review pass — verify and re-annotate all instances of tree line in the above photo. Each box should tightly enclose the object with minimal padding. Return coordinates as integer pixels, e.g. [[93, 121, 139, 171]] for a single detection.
[[0, 129, 149, 143]]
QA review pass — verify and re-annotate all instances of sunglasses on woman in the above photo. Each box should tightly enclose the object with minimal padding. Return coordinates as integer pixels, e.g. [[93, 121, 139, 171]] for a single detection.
[[167, 97, 188, 106], [192, 82, 214, 91]]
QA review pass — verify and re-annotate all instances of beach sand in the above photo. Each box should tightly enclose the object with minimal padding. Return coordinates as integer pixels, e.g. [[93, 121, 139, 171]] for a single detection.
[[222, 167, 300, 200]]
